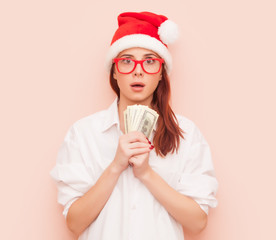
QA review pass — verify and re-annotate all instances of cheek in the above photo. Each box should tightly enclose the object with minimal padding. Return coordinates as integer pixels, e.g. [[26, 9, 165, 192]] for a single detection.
[[115, 76, 128, 90], [150, 76, 161, 90]]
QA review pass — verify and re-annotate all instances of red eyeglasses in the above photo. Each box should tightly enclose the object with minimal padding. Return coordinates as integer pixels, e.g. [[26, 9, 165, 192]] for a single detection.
[[113, 58, 164, 74]]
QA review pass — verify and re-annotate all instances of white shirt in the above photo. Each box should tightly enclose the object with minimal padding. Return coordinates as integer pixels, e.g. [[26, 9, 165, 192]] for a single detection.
[[50, 98, 218, 240]]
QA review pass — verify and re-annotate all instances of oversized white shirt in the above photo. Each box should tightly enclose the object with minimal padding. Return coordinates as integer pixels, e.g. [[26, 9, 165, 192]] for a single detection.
[[50, 98, 218, 240]]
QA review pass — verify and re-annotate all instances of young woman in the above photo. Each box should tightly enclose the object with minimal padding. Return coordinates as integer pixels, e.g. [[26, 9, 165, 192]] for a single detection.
[[50, 11, 218, 240]]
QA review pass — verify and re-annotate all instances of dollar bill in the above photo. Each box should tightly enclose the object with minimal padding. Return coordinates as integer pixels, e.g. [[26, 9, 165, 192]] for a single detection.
[[136, 108, 158, 138], [124, 110, 129, 134], [123, 105, 159, 138]]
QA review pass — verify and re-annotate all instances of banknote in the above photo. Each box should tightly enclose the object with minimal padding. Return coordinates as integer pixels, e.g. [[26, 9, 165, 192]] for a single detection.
[[136, 108, 158, 138], [123, 105, 159, 138]]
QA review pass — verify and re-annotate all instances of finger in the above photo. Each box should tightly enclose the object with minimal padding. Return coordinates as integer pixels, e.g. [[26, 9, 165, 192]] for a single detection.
[[129, 155, 139, 164], [129, 152, 149, 165], [128, 157, 136, 166], [130, 147, 151, 156], [128, 142, 151, 149], [127, 131, 148, 143]]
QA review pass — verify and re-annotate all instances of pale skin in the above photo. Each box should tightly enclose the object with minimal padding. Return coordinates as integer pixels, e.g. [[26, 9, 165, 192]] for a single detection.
[[66, 47, 207, 237]]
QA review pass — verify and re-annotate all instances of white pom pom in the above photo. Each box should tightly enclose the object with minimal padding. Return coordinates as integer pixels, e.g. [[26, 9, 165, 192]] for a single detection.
[[158, 20, 179, 45]]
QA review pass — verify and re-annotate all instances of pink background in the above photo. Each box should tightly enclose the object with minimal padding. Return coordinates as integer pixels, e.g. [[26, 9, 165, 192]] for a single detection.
[[1, 0, 275, 239]]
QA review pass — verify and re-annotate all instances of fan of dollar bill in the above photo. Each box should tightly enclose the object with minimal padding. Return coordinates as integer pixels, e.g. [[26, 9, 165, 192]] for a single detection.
[[123, 105, 159, 139]]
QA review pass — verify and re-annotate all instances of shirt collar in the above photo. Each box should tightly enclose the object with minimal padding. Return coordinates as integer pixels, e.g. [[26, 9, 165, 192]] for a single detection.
[[101, 98, 120, 132]]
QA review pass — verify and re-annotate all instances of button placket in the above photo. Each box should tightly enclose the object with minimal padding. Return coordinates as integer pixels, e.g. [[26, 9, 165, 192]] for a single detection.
[[128, 177, 141, 240]]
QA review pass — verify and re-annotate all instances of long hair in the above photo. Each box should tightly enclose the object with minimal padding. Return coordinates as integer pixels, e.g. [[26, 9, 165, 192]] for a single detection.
[[109, 65, 185, 157]]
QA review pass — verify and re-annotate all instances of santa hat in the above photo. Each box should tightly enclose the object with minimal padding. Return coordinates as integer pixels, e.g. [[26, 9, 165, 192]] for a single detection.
[[105, 11, 179, 74]]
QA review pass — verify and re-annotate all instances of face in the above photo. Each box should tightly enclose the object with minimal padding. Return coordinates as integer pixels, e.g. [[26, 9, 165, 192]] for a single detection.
[[113, 47, 163, 106]]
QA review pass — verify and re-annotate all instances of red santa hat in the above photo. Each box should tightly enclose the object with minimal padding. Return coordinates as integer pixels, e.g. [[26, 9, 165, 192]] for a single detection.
[[105, 11, 179, 74]]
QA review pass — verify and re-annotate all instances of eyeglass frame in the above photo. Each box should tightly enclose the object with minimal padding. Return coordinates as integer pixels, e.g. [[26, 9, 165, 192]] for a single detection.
[[113, 58, 164, 74]]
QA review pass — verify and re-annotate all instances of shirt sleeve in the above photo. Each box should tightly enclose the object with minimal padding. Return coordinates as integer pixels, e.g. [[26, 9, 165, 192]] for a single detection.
[[176, 123, 219, 215], [49, 125, 95, 219]]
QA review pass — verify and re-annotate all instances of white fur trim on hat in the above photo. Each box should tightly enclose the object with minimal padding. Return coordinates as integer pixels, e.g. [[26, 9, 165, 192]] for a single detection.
[[105, 34, 173, 74]]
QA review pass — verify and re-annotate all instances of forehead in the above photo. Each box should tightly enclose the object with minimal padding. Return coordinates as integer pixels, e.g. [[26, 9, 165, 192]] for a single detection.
[[118, 47, 160, 57]]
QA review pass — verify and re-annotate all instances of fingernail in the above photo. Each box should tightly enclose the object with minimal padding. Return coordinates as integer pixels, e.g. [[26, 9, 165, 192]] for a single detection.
[[149, 145, 154, 150]]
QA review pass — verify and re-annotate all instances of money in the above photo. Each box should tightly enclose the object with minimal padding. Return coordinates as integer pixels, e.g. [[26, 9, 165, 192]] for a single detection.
[[123, 105, 159, 138]]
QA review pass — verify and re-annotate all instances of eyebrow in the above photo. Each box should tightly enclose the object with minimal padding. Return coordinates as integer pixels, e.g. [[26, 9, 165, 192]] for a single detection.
[[119, 53, 159, 58]]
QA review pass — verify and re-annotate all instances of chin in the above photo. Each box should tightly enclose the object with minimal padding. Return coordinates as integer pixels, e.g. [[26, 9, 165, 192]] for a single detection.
[[127, 95, 152, 105]]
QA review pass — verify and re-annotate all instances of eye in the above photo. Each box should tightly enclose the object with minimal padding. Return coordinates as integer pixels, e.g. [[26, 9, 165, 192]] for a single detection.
[[145, 59, 155, 64], [121, 59, 133, 64]]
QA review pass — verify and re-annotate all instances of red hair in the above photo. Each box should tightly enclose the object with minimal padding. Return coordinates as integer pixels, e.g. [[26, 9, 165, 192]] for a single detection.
[[109, 66, 185, 157]]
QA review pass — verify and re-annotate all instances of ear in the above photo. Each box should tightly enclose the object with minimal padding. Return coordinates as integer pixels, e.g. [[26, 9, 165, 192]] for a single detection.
[[113, 70, 117, 80]]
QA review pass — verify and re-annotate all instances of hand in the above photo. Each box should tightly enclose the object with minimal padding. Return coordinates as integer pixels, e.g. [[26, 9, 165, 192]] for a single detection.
[[129, 151, 153, 180], [112, 131, 152, 174]]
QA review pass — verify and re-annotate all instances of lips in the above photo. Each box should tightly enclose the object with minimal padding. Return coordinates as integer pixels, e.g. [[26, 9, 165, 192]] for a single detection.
[[130, 82, 145, 87], [130, 82, 145, 92]]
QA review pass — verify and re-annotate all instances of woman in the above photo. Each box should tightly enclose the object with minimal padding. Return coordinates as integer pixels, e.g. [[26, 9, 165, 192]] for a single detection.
[[50, 11, 218, 240]]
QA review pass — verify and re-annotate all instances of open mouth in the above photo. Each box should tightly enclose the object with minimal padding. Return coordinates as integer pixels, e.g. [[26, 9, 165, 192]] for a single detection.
[[130, 82, 145, 92], [130, 83, 145, 87]]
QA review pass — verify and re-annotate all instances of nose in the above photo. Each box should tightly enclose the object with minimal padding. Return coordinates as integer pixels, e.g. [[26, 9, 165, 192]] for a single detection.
[[133, 62, 144, 76]]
